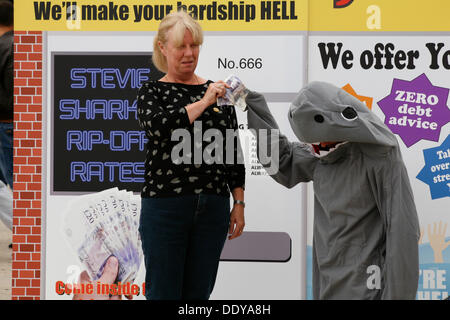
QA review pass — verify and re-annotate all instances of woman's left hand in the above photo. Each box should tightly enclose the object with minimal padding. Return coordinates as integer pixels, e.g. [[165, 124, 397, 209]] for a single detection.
[[228, 204, 245, 240]]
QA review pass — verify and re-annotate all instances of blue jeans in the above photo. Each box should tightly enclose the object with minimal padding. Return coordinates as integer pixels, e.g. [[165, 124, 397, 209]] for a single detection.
[[139, 194, 230, 300], [0, 122, 13, 188]]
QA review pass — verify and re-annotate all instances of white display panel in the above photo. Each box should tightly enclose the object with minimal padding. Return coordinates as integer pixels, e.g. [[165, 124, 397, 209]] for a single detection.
[[44, 32, 308, 299], [306, 34, 450, 300], [44, 32, 155, 300]]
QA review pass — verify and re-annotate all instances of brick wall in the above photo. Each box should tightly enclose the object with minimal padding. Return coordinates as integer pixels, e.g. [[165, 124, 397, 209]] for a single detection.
[[12, 31, 43, 300]]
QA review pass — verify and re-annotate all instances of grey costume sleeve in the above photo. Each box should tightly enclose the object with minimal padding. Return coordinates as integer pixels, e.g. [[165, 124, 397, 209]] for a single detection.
[[370, 151, 420, 299], [246, 91, 317, 187]]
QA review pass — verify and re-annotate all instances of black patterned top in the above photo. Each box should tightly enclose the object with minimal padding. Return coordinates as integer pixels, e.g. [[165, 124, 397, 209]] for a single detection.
[[137, 80, 245, 198]]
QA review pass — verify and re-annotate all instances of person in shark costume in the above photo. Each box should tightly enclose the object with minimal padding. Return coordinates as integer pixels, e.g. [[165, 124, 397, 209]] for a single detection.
[[245, 81, 420, 299]]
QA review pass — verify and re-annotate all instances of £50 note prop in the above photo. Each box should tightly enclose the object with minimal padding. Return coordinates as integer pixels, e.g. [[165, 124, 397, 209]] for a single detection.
[[62, 188, 142, 284]]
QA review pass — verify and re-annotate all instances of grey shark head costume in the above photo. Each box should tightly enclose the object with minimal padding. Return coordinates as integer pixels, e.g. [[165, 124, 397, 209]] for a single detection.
[[288, 82, 398, 148], [246, 81, 420, 300]]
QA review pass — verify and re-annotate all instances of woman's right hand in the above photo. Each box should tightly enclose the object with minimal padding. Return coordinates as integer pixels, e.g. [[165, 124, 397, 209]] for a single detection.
[[185, 80, 230, 124], [201, 81, 229, 107]]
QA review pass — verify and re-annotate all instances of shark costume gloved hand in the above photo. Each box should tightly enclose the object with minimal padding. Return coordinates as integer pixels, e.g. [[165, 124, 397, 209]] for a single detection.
[[246, 82, 420, 300]]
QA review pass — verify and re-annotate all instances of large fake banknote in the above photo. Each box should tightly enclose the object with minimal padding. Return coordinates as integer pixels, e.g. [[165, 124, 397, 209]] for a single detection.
[[62, 188, 142, 284]]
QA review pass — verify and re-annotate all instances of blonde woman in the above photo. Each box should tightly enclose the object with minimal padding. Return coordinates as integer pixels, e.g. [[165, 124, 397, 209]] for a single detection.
[[137, 11, 245, 300]]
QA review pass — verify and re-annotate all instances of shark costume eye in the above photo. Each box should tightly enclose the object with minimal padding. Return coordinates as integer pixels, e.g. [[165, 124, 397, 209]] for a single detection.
[[314, 115, 324, 123], [341, 107, 358, 121]]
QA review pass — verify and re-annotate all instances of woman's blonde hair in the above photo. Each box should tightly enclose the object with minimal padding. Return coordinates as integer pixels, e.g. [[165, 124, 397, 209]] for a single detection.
[[152, 11, 204, 73]]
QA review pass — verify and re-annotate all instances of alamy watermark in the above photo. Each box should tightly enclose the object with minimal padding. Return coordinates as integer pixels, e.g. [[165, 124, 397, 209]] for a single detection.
[[170, 121, 280, 175]]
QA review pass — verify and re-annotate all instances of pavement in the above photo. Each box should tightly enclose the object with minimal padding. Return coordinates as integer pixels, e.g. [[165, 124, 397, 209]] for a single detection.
[[0, 220, 11, 300]]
